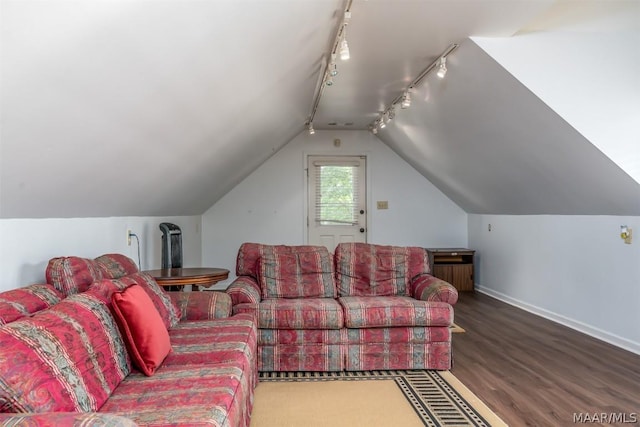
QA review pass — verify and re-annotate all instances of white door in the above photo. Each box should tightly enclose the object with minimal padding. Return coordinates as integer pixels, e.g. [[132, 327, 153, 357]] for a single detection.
[[308, 155, 367, 252]]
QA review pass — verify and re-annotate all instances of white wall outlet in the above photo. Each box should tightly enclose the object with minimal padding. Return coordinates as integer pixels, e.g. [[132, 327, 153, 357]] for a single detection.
[[127, 229, 132, 246]]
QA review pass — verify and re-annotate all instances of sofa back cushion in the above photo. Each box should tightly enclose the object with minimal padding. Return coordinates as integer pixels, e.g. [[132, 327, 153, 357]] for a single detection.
[[334, 243, 431, 297], [46, 254, 140, 297], [256, 251, 336, 299], [94, 254, 139, 279], [46, 256, 105, 296], [0, 290, 131, 413], [236, 243, 329, 279], [92, 273, 181, 330], [0, 284, 63, 325]]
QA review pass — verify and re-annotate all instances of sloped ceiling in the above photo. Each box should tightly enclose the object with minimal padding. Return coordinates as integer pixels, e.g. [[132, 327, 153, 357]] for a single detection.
[[1, 0, 342, 218], [2, 0, 638, 218], [375, 39, 640, 215]]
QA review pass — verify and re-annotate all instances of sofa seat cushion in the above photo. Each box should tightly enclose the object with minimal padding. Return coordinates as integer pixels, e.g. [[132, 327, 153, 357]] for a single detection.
[[0, 291, 131, 413], [167, 314, 258, 391], [0, 284, 63, 325], [259, 328, 344, 345], [256, 251, 336, 299], [100, 364, 253, 427], [339, 296, 452, 328], [345, 326, 450, 344], [235, 298, 344, 330], [259, 344, 344, 372], [0, 413, 138, 426], [344, 341, 452, 371]]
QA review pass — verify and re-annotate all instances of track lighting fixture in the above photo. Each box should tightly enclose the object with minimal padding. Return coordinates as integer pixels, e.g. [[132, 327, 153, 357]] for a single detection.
[[305, 1, 353, 132], [388, 107, 395, 121], [436, 57, 447, 79], [367, 43, 458, 132], [401, 91, 411, 109]]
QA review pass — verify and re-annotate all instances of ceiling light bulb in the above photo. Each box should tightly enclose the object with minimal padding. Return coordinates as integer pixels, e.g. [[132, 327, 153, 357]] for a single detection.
[[325, 75, 334, 86], [339, 38, 350, 61], [329, 62, 338, 77], [401, 91, 411, 109], [308, 123, 315, 135], [437, 57, 447, 79]]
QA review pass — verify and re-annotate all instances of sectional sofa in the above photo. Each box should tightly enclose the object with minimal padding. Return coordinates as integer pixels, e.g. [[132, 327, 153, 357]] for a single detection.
[[0, 254, 257, 427], [227, 242, 458, 372]]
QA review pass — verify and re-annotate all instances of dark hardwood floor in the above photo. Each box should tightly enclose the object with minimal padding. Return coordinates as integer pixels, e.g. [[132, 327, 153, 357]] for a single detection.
[[451, 292, 640, 426]]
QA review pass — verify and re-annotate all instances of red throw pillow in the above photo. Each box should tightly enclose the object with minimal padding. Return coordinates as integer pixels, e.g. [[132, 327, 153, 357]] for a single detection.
[[111, 284, 172, 376]]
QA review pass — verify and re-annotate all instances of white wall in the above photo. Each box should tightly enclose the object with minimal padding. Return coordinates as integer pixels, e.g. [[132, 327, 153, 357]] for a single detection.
[[0, 215, 201, 292], [202, 130, 468, 285], [474, 33, 640, 184], [468, 214, 640, 354]]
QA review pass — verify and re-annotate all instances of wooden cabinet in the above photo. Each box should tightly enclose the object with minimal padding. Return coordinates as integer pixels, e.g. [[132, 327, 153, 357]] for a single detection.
[[428, 248, 475, 292]]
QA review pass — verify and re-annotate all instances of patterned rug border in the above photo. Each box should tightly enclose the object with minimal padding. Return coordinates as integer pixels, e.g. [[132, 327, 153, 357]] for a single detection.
[[258, 370, 505, 427]]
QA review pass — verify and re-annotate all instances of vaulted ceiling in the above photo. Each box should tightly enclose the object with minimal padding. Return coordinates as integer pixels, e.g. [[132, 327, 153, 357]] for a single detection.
[[1, 0, 638, 218]]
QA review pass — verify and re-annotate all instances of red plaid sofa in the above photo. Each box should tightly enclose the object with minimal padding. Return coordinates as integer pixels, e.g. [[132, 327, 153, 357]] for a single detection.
[[0, 254, 257, 427], [227, 242, 458, 372]]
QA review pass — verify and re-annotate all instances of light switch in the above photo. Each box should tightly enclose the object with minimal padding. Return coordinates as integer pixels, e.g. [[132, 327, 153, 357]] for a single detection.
[[377, 201, 389, 209]]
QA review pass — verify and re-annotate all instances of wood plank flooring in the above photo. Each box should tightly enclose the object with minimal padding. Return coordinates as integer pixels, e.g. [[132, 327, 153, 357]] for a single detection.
[[451, 292, 640, 426]]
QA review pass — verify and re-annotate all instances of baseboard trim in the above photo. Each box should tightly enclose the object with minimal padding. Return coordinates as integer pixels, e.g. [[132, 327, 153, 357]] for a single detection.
[[475, 285, 640, 356]]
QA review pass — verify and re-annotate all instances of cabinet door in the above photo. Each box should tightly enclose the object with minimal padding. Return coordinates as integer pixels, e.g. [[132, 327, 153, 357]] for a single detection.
[[433, 264, 474, 291], [451, 264, 474, 291], [433, 265, 453, 284]]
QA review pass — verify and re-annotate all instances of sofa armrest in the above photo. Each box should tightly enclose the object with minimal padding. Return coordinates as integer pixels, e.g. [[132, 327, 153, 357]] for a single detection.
[[167, 291, 232, 321], [226, 276, 261, 305], [411, 274, 458, 305], [0, 412, 139, 426]]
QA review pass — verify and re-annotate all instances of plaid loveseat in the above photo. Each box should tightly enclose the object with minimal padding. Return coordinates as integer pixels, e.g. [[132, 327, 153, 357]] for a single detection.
[[0, 254, 257, 427], [227, 242, 457, 372]]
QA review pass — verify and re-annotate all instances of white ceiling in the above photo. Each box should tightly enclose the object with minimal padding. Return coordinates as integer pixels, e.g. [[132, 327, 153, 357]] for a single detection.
[[1, 0, 638, 218]]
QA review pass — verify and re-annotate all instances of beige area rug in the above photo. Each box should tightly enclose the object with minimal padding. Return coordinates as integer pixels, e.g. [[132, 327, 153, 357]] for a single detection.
[[251, 370, 507, 427]]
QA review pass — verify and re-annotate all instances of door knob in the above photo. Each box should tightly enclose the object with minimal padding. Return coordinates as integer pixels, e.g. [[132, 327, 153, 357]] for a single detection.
[[360, 210, 365, 214], [359, 228, 365, 233]]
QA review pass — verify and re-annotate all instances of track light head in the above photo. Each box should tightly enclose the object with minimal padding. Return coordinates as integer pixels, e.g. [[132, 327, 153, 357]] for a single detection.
[[401, 91, 411, 109], [308, 123, 315, 135], [379, 117, 386, 129], [329, 62, 338, 77], [325, 74, 334, 86], [437, 57, 447, 79], [339, 38, 350, 61], [371, 126, 378, 135]]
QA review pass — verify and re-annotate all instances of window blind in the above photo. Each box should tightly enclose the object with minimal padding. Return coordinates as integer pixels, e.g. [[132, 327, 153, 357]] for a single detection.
[[313, 160, 360, 225]]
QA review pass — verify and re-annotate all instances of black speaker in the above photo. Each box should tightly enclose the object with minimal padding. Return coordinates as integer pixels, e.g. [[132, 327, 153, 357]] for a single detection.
[[159, 223, 183, 269]]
